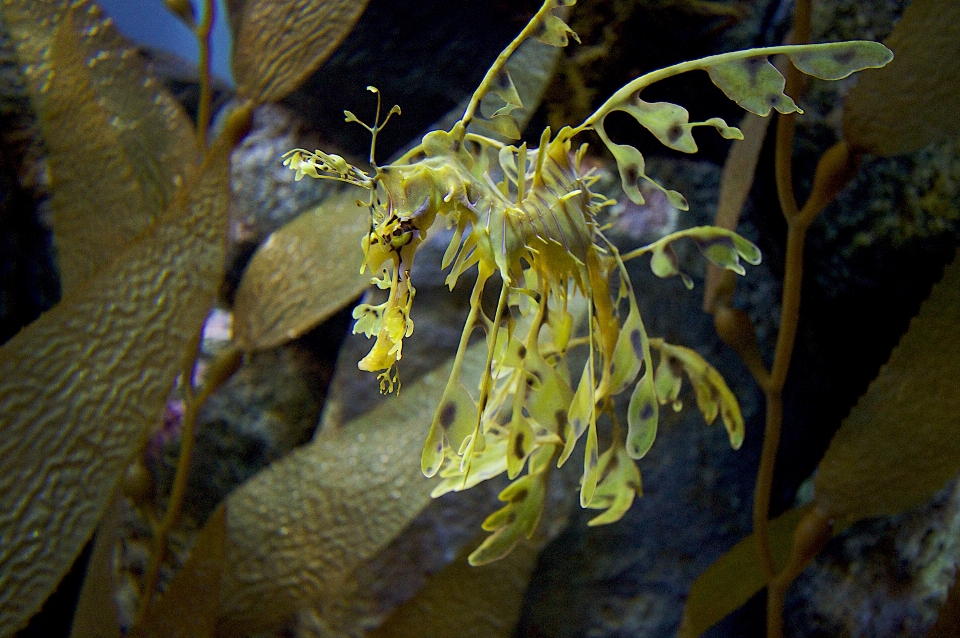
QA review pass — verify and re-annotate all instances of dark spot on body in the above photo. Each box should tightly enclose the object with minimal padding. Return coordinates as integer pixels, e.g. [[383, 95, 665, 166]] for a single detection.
[[555, 410, 567, 429], [510, 487, 529, 503], [668, 356, 683, 377], [832, 48, 856, 65], [744, 56, 766, 80], [640, 401, 654, 421], [439, 402, 456, 429], [451, 138, 460, 152], [495, 70, 511, 90], [625, 165, 639, 184], [518, 345, 527, 358], [571, 416, 583, 435], [667, 123, 684, 143], [514, 432, 526, 459], [630, 329, 644, 357]]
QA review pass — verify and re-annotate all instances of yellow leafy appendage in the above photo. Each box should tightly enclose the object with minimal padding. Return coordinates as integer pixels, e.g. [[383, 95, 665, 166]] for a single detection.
[[284, 0, 892, 564]]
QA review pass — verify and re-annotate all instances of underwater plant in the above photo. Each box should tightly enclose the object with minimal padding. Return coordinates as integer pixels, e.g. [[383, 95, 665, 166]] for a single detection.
[[283, 0, 892, 564]]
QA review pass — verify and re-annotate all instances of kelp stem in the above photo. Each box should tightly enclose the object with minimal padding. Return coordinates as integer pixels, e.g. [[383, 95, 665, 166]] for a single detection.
[[755, 1, 811, 635], [195, 0, 215, 149], [136, 325, 203, 623], [135, 343, 241, 624], [757, 2, 866, 634]]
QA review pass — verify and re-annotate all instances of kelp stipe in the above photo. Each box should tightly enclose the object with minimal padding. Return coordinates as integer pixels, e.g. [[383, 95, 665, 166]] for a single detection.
[[285, 0, 892, 563]]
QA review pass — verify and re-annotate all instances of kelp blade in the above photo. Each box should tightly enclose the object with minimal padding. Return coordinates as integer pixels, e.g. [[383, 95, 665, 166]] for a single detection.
[[232, 0, 370, 103], [678, 506, 809, 637], [815, 249, 960, 522], [0, 106, 249, 635], [232, 190, 370, 351], [843, 0, 960, 155], [368, 536, 539, 638], [216, 344, 486, 635], [4, 0, 198, 293]]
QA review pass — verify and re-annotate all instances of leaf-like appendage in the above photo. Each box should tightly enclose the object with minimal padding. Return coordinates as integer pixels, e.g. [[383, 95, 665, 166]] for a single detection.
[[580, 413, 601, 507], [470, 28, 569, 144], [704, 113, 771, 312], [785, 41, 895, 81], [469, 468, 549, 565], [706, 43, 892, 116], [654, 351, 684, 407], [129, 506, 226, 638], [431, 435, 509, 498], [476, 113, 523, 140], [506, 413, 536, 479], [423, 377, 480, 478], [815, 248, 960, 523], [586, 42, 891, 200], [232, 190, 371, 351], [559, 359, 593, 466], [625, 370, 659, 460], [651, 241, 693, 289], [630, 226, 761, 290], [523, 350, 574, 439], [706, 56, 801, 116], [216, 344, 486, 636], [585, 442, 643, 526], [0, 106, 248, 636], [843, 0, 960, 155], [678, 506, 811, 638], [689, 227, 762, 275], [490, 69, 523, 118], [608, 294, 647, 394], [233, 0, 370, 104], [534, 13, 579, 48], [4, 0, 198, 292], [652, 340, 745, 450], [617, 98, 743, 154], [601, 137, 689, 209]]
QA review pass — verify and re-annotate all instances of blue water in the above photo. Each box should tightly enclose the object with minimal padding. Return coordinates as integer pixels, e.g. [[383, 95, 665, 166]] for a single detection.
[[97, 0, 234, 86]]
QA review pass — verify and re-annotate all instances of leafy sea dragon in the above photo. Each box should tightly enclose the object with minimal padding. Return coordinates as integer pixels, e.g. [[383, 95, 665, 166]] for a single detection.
[[283, 0, 892, 564]]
